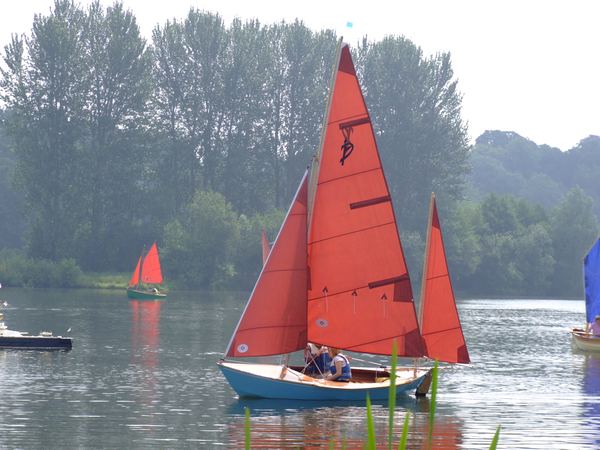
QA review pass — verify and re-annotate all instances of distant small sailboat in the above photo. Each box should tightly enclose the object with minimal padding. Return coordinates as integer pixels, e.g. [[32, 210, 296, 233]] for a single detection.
[[127, 242, 166, 300], [572, 238, 600, 351], [419, 193, 470, 364]]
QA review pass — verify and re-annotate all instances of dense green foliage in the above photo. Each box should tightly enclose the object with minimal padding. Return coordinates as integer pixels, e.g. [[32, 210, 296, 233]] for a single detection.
[[0, 111, 25, 249], [441, 189, 599, 298], [470, 130, 600, 215], [0, 1, 597, 298], [357, 37, 470, 231], [0, 249, 82, 287]]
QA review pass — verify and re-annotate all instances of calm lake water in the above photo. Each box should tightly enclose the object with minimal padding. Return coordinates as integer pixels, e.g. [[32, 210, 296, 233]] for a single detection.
[[0, 288, 597, 449]]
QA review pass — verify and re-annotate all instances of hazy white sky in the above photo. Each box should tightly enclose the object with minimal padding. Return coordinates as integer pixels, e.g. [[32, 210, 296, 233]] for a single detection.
[[1, 0, 599, 150]]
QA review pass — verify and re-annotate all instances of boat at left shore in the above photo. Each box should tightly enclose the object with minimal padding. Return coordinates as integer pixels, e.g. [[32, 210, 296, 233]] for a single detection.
[[0, 310, 72, 350]]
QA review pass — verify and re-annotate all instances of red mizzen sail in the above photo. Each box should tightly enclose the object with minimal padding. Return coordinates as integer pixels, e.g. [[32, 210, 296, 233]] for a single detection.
[[419, 194, 470, 364], [226, 174, 308, 357], [306, 45, 423, 356], [261, 229, 271, 265], [129, 242, 163, 286]]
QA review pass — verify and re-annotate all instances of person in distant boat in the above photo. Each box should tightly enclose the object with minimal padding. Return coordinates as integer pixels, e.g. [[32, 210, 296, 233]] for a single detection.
[[325, 347, 352, 382], [304, 342, 330, 376], [588, 315, 600, 336], [152, 287, 159, 294]]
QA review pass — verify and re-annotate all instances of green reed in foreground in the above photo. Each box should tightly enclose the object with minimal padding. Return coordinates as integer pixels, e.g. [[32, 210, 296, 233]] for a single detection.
[[244, 406, 250, 450]]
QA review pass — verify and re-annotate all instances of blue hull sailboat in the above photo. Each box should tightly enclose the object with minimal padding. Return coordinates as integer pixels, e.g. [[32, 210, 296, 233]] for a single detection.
[[219, 361, 429, 401], [217, 41, 437, 401]]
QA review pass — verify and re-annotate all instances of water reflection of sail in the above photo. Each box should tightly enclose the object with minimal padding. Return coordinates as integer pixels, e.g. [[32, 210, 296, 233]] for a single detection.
[[225, 398, 463, 448], [582, 354, 600, 448], [130, 300, 161, 372]]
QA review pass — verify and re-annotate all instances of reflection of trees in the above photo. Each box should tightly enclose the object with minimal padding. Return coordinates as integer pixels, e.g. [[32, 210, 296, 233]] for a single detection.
[[582, 354, 600, 448], [225, 397, 463, 448]]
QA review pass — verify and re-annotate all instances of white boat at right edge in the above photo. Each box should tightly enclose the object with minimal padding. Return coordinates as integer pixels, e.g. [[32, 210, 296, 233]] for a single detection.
[[572, 238, 600, 351]]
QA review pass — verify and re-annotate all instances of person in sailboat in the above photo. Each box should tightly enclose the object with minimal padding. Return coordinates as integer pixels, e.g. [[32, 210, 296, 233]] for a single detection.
[[586, 315, 600, 336], [325, 348, 352, 382], [304, 342, 330, 376]]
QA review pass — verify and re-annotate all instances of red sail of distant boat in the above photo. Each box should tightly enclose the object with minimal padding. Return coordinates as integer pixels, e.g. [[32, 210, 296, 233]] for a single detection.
[[129, 242, 163, 287], [261, 229, 271, 265], [225, 174, 308, 357], [306, 45, 423, 356], [129, 256, 143, 287], [419, 194, 470, 364]]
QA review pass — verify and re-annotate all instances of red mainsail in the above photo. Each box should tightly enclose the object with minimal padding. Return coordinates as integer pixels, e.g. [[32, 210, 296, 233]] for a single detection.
[[141, 243, 163, 285], [419, 194, 470, 364], [226, 174, 308, 357], [306, 45, 423, 356]]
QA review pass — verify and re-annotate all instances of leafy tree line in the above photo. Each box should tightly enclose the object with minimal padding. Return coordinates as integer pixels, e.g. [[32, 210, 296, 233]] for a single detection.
[[469, 130, 600, 216], [441, 188, 598, 298], [0, 1, 468, 282], [0, 1, 596, 297]]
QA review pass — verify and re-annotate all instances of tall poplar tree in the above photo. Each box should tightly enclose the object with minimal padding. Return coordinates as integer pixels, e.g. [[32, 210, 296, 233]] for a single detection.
[[356, 36, 470, 232], [0, 0, 87, 260], [79, 1, 151, 269]]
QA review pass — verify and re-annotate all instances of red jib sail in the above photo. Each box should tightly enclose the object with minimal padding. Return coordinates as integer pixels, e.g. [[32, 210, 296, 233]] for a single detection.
[[129, 256, 142, 287], [261, 229, 271, 265], [419, 194, 470, 364], [307, 45, 424, 356], [226, 174, 308, 357], [129, 243, 163, 287]]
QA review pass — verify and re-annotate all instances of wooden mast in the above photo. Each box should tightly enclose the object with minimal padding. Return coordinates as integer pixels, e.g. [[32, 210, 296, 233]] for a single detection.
[[137, 245, 145, 290]]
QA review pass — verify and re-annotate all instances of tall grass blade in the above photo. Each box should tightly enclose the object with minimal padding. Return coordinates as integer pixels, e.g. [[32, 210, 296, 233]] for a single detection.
[[366, 393, 376, 450], [489, 425, 501, 449], [244, 406, 250, 450], [388, 340, 398, 450], [427, 360, 439, 445], [397, 411, 410, 450]]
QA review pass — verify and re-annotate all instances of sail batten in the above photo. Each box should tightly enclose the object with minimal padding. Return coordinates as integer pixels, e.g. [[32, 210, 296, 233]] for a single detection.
[[339, 117, 371, 129], [315, 167, 383, 188], [309, 221, 395, 246], [350, 196, 391, 209]]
